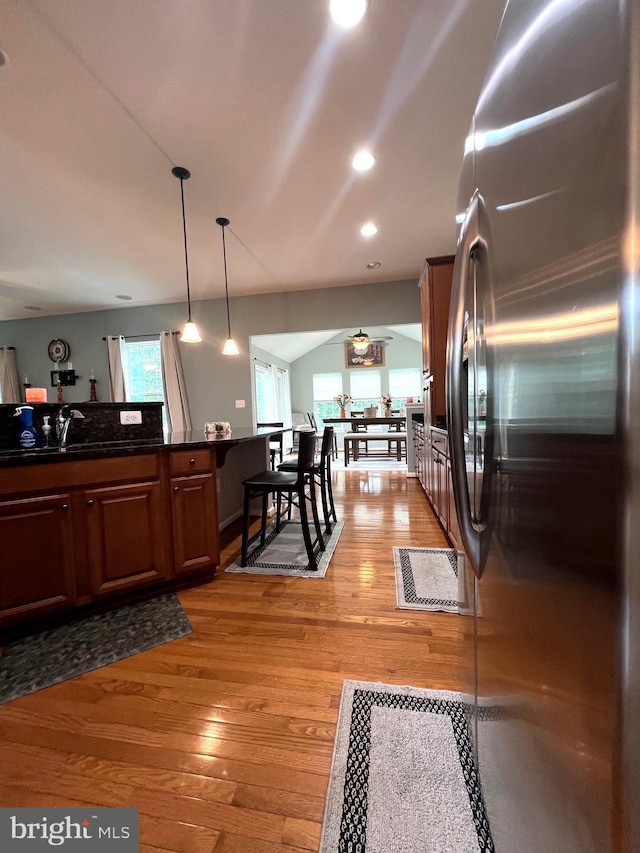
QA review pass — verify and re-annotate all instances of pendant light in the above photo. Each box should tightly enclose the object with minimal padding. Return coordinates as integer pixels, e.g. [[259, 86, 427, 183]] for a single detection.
[[172, 166, 202, 343], [216, 216, 239, 355]]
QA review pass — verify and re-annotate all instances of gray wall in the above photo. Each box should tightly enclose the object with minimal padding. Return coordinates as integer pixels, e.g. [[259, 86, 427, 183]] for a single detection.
[[0, 277, 419, 429]]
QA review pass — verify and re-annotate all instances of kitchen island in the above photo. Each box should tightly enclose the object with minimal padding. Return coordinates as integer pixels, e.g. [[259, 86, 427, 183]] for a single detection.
[[0, 427, 283, 637]]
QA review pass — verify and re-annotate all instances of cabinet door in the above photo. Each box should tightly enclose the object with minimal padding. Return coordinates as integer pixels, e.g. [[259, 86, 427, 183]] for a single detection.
[[446, 458, 461, 550], [419, 266, 432, 377], [437, 451, 449, 529], [171, 473, 218, 574], [85, 481, 169, 596], [0, 494, 76, 625]]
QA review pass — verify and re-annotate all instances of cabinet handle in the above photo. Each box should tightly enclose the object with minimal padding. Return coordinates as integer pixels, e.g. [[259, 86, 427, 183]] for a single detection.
[[174, 486, 179, 492], [86, 499, 94, 506], [61, 503, 69, 510], [189, 458, 196, 465]]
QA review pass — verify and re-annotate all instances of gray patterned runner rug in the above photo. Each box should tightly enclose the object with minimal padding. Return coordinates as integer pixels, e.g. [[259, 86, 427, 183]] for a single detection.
[[320, 680, 494, 852], [0, 593, 192, 705], [393, 546, 463, 612], [226, 520, 344, 578]]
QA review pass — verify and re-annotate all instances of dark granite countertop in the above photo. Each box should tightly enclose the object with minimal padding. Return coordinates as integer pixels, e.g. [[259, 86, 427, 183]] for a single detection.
[[0, 427, 286, 467]]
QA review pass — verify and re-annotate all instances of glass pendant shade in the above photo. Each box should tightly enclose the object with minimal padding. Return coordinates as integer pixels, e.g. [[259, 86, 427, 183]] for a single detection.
[[180, 321, 202, 343], [222, 336, 240, 356], [353, 340, 370, 354]]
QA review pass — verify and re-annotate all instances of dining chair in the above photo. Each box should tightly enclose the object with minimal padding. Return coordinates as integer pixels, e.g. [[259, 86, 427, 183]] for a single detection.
[[240, 429, 324, 570], [256, 421, 284, 469], [307, 411, 338, 459]]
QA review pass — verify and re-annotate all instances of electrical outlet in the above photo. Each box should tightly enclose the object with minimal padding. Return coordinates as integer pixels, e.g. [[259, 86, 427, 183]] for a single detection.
[[120, 410, 142, 425], [235, 400, 245, 408]]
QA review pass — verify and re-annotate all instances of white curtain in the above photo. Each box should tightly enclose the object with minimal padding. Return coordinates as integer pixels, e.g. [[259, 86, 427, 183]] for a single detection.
[[160, 331, 192, 433], [0, 347, 20, 403], [278, 368, 293, 450], [106, 336, 127, 402]]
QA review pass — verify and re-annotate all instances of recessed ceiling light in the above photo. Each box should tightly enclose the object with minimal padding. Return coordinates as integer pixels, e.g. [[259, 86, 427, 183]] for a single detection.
[[24, 305, 42, 311], [330, 0, 367, 28], [352, 149, 375, 172], [366, 261, 381, 269], [360, 222, 378, 237], [116, 294, 133, 300]]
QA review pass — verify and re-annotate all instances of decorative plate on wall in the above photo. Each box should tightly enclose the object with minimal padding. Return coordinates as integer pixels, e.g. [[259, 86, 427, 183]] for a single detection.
[[47, 338, 70, 363]]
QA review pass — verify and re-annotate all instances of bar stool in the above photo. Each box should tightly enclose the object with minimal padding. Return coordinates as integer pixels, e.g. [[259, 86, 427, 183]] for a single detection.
[[240, 430, 324, 570], [278, 426, 337, 534]]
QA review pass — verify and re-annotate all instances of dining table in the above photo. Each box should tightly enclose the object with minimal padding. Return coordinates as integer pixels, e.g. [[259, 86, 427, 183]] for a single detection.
[[323, 415, 406, 430]]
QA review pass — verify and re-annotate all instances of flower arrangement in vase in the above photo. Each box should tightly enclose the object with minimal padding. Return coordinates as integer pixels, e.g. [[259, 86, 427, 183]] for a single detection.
[[381, 394, 393, 415], [334, 393, 352, 418]]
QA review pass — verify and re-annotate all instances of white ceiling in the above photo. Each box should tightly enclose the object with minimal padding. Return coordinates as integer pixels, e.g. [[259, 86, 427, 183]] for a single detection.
[[0, 0, 504, 321], [252, 322, 422, 362]]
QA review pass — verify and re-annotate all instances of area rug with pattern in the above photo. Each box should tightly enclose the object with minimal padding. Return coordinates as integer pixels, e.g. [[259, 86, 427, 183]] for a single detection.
[[226, 520, 344, 577], [320, 679, 494, 852], [0, 593, 192, 705], [393, 546, 466, 613]]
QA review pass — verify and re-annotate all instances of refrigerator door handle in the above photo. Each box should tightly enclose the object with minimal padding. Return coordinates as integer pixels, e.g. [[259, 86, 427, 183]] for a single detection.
[[447, 190, 490, 577]]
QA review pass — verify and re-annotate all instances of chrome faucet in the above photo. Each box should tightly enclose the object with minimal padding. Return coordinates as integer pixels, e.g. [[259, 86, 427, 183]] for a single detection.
[[56, 405, 85, 451]]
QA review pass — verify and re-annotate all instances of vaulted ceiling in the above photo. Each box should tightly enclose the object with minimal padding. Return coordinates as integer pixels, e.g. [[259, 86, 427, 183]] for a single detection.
[[0, 0, 504, 321]]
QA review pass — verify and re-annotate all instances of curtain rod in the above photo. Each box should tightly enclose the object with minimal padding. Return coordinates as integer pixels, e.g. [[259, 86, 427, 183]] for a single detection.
[[102, 332, 179, 340]]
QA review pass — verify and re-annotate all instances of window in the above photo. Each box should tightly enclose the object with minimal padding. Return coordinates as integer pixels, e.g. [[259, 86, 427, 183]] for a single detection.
[[349, 370, 381, 411], [312, 373, 342, 427], [123, 339, 165, 403], [388, 367, 421, 405], [255, 362, 291, 426]]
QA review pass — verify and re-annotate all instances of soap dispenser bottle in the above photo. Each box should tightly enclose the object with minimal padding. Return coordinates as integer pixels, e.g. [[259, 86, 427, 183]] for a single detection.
[[14, 406, 39, 449], [42, 415, 52, 447]]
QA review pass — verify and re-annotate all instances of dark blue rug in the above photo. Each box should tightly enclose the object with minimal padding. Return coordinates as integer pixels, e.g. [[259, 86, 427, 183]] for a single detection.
[[0, 593, 192, 704]]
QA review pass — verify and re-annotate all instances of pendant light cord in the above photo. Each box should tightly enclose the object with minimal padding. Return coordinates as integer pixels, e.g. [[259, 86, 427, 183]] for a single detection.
[[179, 177, 193, 322], [221, 224, 232, 338]]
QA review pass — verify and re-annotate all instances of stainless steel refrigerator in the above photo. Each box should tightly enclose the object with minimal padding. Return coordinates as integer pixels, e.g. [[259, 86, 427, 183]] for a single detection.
[[446, 0, 640, 849]]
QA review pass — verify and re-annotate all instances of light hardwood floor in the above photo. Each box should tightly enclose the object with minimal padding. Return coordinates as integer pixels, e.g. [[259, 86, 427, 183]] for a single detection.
[[0, 467, 462, 853]]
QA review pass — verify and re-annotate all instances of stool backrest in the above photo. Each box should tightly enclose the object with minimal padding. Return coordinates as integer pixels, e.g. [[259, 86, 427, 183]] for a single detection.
[[296, 429, 316, 482], [320, 425, 334, 461]]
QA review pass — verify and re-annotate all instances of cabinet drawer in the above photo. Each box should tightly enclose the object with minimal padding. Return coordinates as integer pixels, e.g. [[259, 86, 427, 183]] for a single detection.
[[431, 431, 448, 456], [169, 449, 212, 475]]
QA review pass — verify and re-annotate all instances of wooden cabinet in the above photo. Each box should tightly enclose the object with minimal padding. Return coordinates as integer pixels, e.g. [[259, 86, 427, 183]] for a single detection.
[[0, 493, 76, 625], [85, 480, 169, 597], [418, 255, 454, 426], [171, 473, 218, 574], [446, 458, 461, 550], [169, 449, 219, 575], [0, 447, 220, 633]]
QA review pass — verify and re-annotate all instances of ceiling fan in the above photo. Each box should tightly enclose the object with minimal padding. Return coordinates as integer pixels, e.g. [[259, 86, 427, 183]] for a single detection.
[[326, 329, 393, 352]]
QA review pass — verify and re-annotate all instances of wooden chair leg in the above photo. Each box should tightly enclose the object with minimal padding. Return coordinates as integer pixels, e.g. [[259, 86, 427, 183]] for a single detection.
[[326, 459, 337, 523], [318, 468, 331, 534], [261, 491, 269, 543], [240, 485, 251, 566], [298, 488, 318, 571], [308, 477, 325, 552]]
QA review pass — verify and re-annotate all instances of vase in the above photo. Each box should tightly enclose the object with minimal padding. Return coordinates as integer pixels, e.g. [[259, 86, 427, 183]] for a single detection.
[[384, 404, 392, 416], [340, 407, 346, 419]]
